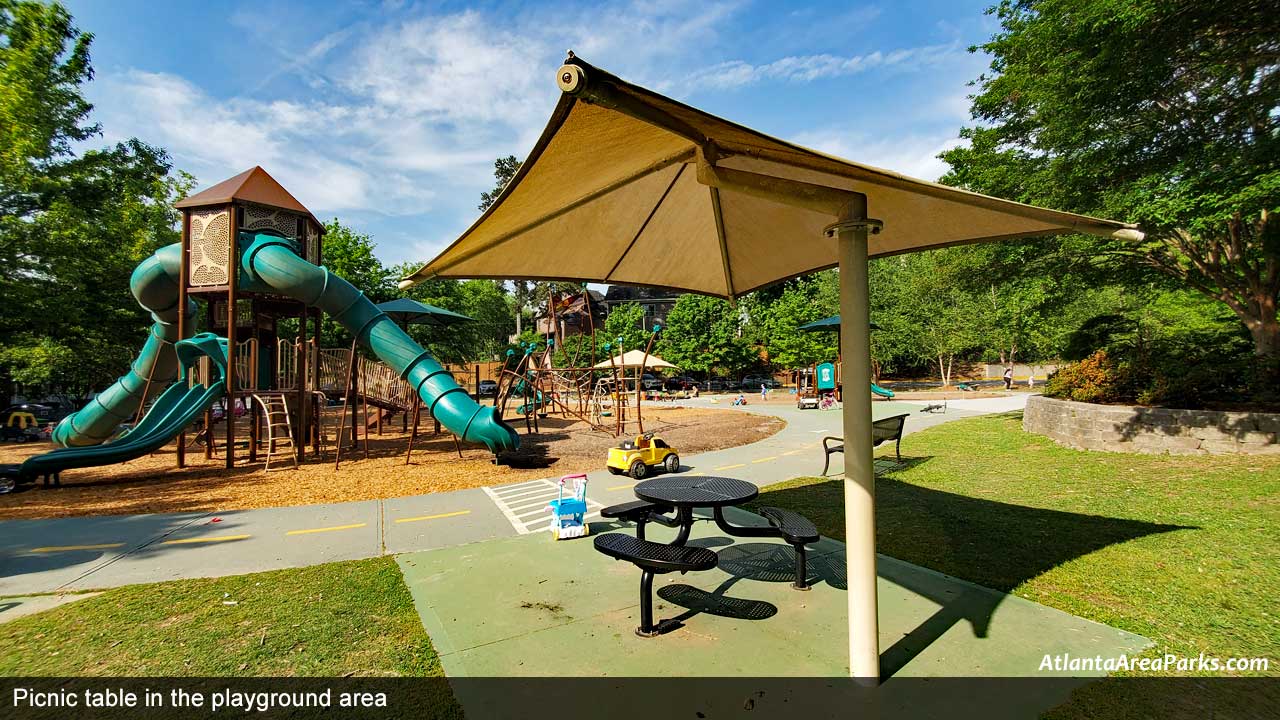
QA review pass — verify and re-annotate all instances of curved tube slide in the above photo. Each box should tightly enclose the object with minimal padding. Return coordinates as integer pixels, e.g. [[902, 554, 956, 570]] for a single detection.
[[870, 382, 895, 399], [43, 230, 518, 468], [52, 244, 195, 447], [240, 232, 519, 453], [22, 334, 227, 479]]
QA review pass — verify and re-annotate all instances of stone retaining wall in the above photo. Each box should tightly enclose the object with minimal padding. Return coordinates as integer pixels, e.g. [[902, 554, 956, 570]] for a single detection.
[[1023, 394, 1280, 455]]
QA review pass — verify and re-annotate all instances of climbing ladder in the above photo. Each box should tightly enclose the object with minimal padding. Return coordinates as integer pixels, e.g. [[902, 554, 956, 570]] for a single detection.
[[253, 394, 299, 471]]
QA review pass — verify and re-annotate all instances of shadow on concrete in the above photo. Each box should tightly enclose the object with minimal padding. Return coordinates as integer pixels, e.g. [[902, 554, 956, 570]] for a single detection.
[[751, 474, 1193, 678]]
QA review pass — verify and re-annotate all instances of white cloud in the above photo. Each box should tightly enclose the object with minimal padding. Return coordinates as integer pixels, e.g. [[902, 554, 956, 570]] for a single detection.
[[678, 43, 963, 93], [791, 128, 967, 181], [85, 0, 980, 264]]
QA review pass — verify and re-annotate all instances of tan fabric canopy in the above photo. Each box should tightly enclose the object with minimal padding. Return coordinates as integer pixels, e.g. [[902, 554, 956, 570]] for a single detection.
[[402, 56, 1139, 298], [592, 350, 677, 370]]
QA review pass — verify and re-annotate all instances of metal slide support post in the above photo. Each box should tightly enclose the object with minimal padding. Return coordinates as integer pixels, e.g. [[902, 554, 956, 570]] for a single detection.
[[831, 193, 880, 682]]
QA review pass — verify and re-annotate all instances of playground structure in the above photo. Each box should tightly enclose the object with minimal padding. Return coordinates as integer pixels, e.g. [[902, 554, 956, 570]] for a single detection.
[[491, 291, 673, 438], [796, 315, 894, 401], [10, 168, 519, 485]]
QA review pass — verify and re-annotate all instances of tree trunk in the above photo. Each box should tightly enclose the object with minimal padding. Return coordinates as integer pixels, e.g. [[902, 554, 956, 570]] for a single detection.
[[1243, 290, 1278, 358]]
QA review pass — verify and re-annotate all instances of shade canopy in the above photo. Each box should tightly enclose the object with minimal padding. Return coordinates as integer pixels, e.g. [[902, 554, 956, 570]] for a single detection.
[[402, 55, 1139, 298], [375, 298, 473, 327], [592, 350, 677, 370]]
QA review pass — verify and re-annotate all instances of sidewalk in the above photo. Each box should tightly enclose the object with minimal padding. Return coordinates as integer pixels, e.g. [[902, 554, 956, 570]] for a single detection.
[[0, 396, 1025, 595]]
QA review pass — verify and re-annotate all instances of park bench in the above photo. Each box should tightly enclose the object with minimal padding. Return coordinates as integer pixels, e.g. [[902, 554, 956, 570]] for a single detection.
[[593, 532, 719, 637], [756, 506, 820, 590], [822, 413, 909, 475], [600, 499, 677, 541]]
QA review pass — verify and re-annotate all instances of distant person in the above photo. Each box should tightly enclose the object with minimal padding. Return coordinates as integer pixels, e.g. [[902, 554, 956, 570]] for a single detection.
[[733, 393, 747, 406], [1003, 365, 1014, 390], [691, 385, 699, 398], [760, 383, 768, 401]]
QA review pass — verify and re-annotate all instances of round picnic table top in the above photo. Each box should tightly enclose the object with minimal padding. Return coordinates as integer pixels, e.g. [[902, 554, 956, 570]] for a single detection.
[[634, 476, 758, 509]]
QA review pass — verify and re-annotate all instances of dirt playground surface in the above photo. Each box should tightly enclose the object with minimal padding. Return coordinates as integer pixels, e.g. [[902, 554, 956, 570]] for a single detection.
[[0, 406, 783, 520]]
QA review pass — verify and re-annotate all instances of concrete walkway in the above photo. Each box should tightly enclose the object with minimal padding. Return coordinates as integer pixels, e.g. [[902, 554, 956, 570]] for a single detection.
[[0, 395, 1025, 595]]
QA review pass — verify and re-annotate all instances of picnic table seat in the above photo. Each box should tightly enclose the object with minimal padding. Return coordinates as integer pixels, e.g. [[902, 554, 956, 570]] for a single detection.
[[600, 499, 677, 540], [822, 413, 908, 475], [594, 532, 718, 637], [757, 506, 820, 590]]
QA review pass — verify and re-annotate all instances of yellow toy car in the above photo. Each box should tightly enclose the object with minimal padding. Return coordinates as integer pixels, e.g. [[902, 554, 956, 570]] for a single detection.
[[607, 432, 680, 479]]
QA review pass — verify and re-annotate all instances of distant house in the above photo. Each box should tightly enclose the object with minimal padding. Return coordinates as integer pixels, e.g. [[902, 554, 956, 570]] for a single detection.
[[534, 289, 606, 339], [601, 286, 681, 330]]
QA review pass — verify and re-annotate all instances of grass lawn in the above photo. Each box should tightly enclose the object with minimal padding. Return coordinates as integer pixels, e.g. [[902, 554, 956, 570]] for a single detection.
[[0, 556, 447, 679], [750, 411, 1278, 714]]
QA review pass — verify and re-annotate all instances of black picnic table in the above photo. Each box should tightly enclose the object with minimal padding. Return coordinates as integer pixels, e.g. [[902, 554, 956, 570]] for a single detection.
[[633, 476, 760, 546]]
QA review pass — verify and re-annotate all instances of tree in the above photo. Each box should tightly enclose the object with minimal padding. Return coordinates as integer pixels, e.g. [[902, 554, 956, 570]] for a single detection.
[[942, 0, 1279, 359], [658, 294, 753, 376], [741, 273, 839, 369], [601, 303, 650, 357], [0, 1, 188, 402]]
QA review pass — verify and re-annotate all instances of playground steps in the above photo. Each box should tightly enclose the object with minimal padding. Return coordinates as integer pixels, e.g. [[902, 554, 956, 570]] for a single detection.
[[253, 394, 298, 472]]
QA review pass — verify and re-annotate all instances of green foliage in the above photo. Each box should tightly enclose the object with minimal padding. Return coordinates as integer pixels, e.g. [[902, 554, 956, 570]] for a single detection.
[[478, 155, 520, 212], [0, 2, 188, 401], [0, 0, 95, 183], [601, 302, 650, 355], [942, 0, 1280, 357], [1043, 350, 1128, 404], [741, 273, 838, 369], [658, 293, 754, 375]]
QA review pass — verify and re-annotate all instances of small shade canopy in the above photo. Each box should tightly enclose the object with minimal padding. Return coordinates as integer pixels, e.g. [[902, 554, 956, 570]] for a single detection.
[[798, 315, 880, 331], [403, 54, 1140, 681], [375, 298, 473, 327], [592, 349, 677, 370]]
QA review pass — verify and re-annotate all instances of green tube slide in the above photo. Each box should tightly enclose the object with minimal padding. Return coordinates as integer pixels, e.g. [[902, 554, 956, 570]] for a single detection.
[[52, 243, 193, 447], [239, 231, 519, 453], [21, 334, 227, 479], [28, 229, 517, 480], [870, 382, 895, 398]]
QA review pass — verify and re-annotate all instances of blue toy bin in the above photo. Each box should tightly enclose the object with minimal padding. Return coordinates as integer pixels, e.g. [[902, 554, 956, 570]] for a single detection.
[[547, 473, 590, 540]]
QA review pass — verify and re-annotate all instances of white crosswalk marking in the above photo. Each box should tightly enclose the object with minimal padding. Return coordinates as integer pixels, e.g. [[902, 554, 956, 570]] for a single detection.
[[483, 479, 604, 534]]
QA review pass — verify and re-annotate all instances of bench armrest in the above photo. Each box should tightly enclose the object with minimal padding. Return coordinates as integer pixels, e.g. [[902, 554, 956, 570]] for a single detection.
[[822, 436, 843, 452]]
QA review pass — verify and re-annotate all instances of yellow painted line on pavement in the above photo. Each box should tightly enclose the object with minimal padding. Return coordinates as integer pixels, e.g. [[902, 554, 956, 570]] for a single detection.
[[752, 456, 778, 463], [161, 535, 251, 545], [394, 510, 470, 524], [607, 483, 635, 491], [781, 449, 805, 456], [28, 543, 124, 553], [714, 463, 746, 471], [286, 523, 367, 536]]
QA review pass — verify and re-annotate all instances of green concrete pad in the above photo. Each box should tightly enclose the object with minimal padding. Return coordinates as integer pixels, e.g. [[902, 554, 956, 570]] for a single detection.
[[396, 507, 1151, 680]]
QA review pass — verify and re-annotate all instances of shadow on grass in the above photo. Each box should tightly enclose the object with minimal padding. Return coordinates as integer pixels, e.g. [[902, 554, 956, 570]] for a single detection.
[[751, 464, 1195, 678]]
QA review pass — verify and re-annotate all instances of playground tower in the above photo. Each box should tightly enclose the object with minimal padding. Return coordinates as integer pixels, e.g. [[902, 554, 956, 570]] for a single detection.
[[173, 167, 325, 469]]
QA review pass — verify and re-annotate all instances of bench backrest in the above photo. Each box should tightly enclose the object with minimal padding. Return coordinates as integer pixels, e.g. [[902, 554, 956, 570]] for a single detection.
[[871, 414, 908, 443]]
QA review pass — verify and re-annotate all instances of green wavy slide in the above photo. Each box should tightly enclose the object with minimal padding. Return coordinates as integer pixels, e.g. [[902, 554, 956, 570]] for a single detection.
[[25, 231, 518, 480]]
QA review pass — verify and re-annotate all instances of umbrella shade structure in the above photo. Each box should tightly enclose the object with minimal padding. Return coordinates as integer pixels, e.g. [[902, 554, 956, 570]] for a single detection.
[[375, 298, 473, 327], [402, 54, 1141, 681], [798, 315, 880, 331], [592, 349, 678, 370]]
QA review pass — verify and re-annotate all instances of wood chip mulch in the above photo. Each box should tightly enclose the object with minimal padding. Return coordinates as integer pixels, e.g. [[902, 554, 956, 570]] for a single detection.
[[0, 406, 784, 520]]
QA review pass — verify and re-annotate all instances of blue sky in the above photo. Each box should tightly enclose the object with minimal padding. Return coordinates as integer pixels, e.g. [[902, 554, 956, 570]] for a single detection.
[[66, 0, 997, 268]]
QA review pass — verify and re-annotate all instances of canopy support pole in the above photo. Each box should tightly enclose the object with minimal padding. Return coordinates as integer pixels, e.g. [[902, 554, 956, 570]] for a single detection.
[[831, 194, 880, 683]]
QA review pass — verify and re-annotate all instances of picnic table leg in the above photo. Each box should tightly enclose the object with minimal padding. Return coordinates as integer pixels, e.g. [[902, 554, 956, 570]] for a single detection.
[[671, 507, 694, 546], [637, 570, 656, 637]]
